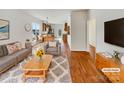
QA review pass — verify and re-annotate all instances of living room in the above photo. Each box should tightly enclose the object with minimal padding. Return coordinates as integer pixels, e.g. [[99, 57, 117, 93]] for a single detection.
[[0, 9, 74, 83], [1, 0, 124, 92], [1, 9, 124, 83]]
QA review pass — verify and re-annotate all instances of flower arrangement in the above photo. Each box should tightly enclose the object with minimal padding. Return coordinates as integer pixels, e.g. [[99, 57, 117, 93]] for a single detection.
[[35, 49, 44, 58]]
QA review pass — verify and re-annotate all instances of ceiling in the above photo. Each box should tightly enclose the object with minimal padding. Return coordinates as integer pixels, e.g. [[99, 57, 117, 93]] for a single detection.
[[20, 9, 81, 24]]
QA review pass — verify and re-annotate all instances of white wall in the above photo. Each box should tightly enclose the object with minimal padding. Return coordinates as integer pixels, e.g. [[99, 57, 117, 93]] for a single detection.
[[71, 11, 87, 51], [0, 10, 42, 47], [51, 24, 64, 38], [23, 10, 71, 24], [87, 19, 96, 47], [89, 9, 124, 53]]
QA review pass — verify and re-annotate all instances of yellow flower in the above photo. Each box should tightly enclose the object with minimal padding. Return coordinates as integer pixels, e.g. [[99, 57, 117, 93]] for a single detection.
[[36, 49, 44, 58]]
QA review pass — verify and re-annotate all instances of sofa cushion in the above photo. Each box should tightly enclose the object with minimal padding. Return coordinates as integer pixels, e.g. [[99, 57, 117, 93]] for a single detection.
[[46, 51, 59, 55], [0, 45, 8, 57], [10, 49, 29, 62], [49, 41, 57, 47], [0, 45, 4, 57], [2, 45, 8, 56], [47, 47, 57, 52], [0, 55, 17, 71], [14, 49, 28, 56]]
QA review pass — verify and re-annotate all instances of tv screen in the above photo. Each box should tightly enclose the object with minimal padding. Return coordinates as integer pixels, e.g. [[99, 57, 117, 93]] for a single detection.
[[104, 18, 124, 47]]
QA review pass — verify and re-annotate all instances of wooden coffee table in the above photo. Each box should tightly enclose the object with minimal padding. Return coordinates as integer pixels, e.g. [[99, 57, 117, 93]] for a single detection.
[[23, 54, 53, 81]]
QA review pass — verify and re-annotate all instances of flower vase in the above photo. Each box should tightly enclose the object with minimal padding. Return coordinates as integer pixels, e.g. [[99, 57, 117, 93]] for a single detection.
[[38, 57, 42, 62]]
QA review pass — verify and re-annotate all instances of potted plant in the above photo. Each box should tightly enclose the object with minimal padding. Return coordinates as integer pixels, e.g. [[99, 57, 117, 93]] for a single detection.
[[112, 51, 120, 60]]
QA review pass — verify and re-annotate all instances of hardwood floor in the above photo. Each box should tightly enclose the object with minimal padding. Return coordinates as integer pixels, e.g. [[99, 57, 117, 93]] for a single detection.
[[62, 40, 110, 83]]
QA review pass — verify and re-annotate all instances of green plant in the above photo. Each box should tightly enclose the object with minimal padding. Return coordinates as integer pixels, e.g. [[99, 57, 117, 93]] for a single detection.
[[113, 51, 120, 59]]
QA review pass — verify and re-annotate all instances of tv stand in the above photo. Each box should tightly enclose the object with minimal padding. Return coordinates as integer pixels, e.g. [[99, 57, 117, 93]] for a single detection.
[[96, 52, 124, 82]]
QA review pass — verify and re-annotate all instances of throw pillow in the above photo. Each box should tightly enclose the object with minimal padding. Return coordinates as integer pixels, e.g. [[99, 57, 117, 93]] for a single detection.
[[6, 44, 18, 54], [15, 42, 22, 50], [0, 45, 4, 57], [49, 41, 57, 47], [2, 45, 8, 56]]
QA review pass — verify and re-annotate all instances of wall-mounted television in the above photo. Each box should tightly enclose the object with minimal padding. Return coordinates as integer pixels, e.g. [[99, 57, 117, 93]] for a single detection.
[[104, 18, 124, 47]]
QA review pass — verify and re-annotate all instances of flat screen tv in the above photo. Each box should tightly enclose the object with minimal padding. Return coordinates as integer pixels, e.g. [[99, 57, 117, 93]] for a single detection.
[[104, 18, 124, 47]]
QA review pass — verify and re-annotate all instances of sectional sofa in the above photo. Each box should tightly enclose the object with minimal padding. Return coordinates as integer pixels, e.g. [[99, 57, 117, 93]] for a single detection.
[[0, 42, 32, 74]]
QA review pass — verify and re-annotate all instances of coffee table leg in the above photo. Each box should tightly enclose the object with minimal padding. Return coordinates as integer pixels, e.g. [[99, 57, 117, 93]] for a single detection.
[[42, 70, 46, 83], [23, 74, 26, 82], [23, 70, 27, 82]]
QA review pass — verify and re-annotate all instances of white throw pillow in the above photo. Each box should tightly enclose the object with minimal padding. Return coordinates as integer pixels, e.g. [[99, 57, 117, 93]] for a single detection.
[[6, 44, 18, 54], [15, 42, 22, 50], [49, 41, 57, 47]]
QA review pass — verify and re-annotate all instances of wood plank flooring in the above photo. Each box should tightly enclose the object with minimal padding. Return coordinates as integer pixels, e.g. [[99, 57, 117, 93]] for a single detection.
[[62, 40, 110, 83]]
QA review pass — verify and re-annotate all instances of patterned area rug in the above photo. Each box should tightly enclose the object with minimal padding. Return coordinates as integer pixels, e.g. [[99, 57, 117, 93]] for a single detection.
[[0, 55, 72, 83]]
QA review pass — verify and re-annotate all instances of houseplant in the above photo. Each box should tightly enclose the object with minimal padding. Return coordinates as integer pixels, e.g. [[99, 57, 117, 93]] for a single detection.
[[112, 51, 120, 60]]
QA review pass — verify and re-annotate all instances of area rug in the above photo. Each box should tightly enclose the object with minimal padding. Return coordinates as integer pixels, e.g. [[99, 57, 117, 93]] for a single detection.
[[0, 55, 72, 83]]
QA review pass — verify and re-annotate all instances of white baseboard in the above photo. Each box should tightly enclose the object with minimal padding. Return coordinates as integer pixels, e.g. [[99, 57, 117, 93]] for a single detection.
[[70, 48, 87, 51]]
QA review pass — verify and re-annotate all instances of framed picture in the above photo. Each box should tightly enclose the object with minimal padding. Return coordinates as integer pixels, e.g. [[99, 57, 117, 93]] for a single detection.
[[0, 19, 9, 40]]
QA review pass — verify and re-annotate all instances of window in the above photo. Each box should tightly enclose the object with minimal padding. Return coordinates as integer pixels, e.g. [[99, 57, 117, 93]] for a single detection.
[[32, 23, 40, 35], [32, 23, 40, 30]]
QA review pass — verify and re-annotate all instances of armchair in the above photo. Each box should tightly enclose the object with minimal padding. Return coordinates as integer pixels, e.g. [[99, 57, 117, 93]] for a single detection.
[[44, 40, 61, 56]]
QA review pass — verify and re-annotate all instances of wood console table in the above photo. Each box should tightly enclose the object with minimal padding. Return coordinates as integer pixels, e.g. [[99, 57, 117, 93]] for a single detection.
[[96, 53, 124, 83], [42, 34, 54, 42]]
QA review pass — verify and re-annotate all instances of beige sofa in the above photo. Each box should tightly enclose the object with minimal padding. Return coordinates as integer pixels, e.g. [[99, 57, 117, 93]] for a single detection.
[[0, 42, 32, 74]]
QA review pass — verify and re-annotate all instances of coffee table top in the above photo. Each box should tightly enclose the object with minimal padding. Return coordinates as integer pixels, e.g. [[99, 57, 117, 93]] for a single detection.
[[23, 54, 53, 70]]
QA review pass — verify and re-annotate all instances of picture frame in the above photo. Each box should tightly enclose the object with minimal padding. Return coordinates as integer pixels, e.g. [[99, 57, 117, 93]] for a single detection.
[[0, 19, 9, 40]]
